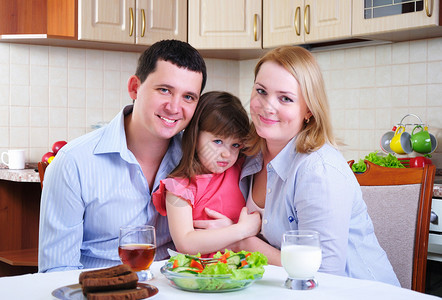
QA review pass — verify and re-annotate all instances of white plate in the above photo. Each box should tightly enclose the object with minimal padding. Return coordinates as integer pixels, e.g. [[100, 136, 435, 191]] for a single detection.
[[52, 283, 159, 299]]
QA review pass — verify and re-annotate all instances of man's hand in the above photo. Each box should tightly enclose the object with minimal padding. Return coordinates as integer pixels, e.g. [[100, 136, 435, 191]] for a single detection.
[[193, 207, 233, 229]]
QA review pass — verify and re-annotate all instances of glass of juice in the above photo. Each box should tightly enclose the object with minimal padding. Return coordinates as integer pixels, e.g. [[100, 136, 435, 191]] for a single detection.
[[281, 230, 321, 290], [119, 225, 156, 281]]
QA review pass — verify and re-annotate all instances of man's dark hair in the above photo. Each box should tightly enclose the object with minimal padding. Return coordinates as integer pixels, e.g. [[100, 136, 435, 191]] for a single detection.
[[135, 39, 207, 93]]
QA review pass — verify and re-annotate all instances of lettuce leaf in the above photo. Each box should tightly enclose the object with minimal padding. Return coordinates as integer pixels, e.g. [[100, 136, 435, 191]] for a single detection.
[[351, 151, 405, 173], [201, 261, 231, 275], [167, 253, 191, 266]]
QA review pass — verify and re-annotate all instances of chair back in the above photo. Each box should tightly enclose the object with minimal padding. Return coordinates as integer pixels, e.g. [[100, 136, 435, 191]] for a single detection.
[[37, 161, 49, 189], [348, 160, 435, 292]]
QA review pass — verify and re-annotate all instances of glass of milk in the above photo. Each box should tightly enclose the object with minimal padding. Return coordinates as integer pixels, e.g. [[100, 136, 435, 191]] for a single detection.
[[281, 230, 321, 290]]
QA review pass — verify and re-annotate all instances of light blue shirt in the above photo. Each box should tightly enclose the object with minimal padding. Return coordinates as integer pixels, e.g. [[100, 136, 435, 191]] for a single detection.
[[39, 105, 181, 272], [239, 138, 400, 286]]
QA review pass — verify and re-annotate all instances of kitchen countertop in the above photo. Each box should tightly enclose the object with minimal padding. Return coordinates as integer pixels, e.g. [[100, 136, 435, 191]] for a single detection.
[[0, 164, 441, 191], [0, 163, 40, 183]]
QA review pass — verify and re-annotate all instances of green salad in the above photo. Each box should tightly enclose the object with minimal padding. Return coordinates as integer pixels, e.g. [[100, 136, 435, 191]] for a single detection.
[[162, 250, 268, 292], [351, 151, 405, 173]]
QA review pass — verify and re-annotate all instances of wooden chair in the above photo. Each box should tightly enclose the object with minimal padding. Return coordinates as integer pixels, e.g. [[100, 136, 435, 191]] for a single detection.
[[37, 161, 49, 189], [348, 160, 435, 292]]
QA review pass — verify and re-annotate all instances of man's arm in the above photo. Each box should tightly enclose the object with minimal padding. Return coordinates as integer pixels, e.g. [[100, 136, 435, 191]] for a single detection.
[[38, 151, 84, 272]]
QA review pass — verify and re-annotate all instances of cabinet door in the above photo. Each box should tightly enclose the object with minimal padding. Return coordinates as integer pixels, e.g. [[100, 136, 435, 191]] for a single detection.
[[304, 0, 351, 43], [188, 0, 262, 49], [352, 0, 440, 36], [136, 0, 187, 45], [0, 0, 76, 37], [263, 0, 351, 48], [263, 0, 303, 48], [78, 0, 135, 44]]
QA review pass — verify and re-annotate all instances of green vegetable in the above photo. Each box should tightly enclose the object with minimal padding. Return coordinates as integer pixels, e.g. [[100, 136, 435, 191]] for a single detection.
[[351, 151, 405, 173], [225, 253, 243, 267], [165, 249, 268, 291]]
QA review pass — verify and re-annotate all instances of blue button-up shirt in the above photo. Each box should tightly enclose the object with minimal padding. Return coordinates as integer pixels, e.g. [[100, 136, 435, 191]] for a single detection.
[[239, 138, 400, 286], [39, 105, 181, 272]]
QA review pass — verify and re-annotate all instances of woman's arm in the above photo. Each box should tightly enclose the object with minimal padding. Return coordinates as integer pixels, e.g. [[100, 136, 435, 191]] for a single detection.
[[165, 192, 261, 255], [295, 163, 353, 275], [227, 236, 281, 266]]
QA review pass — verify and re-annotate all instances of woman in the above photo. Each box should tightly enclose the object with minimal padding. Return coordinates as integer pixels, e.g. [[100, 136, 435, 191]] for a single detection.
[[235, 46, 400, 286]]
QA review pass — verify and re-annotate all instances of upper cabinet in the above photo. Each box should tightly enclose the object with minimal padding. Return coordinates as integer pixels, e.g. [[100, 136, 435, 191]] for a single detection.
[[0, 0, 76, 38], [352, 0, 442, 41], [78, 0, 187, 45], [2, 0, 442, 58], [188, 0, 262, 49], [263, 0, 352, 48]]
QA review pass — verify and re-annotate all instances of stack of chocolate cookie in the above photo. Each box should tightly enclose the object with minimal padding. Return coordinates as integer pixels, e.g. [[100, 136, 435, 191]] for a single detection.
[[79, 264, 150, 299]]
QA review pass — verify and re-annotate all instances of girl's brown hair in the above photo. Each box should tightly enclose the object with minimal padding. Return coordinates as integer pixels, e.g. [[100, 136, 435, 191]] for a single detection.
[[169, 91, 250, 179], [246, 46, 336, 155]]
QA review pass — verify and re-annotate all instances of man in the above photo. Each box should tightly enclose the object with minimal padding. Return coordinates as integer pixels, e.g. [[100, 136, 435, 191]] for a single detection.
[[38, 40, 207, 272]]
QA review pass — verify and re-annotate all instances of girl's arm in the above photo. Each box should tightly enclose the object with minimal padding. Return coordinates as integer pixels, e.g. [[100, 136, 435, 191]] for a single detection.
[[227, 236, 281, 266], [193, 207, 233, 229], [165, 192, 261, 255]]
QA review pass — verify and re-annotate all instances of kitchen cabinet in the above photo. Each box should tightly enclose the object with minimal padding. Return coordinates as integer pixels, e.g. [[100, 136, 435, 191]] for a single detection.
[[352, 0, 442, 41], [263, 0, 352, 48], [188, 0, 262, 49], [0, 0, 76, 38], [0, 179, 41, 276], [0, 0, 185, 50], [79, 0, 187, 45]]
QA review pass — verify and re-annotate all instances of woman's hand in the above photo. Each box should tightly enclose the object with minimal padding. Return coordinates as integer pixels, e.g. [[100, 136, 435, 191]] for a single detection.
[[193, 207, 233, 229], [236, 207, 261, 238]]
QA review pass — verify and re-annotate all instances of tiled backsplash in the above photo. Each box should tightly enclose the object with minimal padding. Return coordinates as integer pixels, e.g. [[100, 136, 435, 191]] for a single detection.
[[239, 38, 442, 169], [0, 43, 239, 162], [0, 38, 441, 169]]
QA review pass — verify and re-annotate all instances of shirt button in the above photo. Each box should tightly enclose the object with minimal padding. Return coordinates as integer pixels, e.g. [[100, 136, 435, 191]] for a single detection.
[[267, 188, 271, 194], [263, 219, 268, 225]]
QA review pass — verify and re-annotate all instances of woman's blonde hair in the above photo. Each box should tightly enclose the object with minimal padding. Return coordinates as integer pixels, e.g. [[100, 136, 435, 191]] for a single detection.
[[246, 46, 336, 155]]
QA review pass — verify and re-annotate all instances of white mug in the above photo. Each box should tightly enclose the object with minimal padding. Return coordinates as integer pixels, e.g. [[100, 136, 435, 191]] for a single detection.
[[1, 149, 26, 170]]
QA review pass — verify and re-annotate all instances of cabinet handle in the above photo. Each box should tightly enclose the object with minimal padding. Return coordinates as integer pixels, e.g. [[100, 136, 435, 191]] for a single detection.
[[141, 9, 146, 37], [129, 7, 134, 37], [254, 14, 258, 41], [294, 6, 300, 36], [425, 0, 433, 17], [304, 4, 310, 35]]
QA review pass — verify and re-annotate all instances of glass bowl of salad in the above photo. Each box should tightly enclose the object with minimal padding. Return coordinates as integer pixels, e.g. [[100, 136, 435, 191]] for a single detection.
[[160, 250, 267, 292]]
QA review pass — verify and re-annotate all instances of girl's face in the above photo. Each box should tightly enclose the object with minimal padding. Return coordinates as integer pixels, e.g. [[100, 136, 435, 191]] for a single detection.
[[250, 61, 311, 148], [196, 131, 243, 174]]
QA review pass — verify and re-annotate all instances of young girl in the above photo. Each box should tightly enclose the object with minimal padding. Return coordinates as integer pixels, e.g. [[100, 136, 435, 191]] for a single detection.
[[152, 91, 261, 256]]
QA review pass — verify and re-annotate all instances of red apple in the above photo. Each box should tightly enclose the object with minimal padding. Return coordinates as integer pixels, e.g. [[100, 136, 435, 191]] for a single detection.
[[41, 151, 55, 163], [52, 140, 67, 155]]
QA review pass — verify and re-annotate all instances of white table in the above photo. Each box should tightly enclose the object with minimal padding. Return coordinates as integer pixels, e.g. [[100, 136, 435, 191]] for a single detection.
[[0, 261, 439, 300]]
